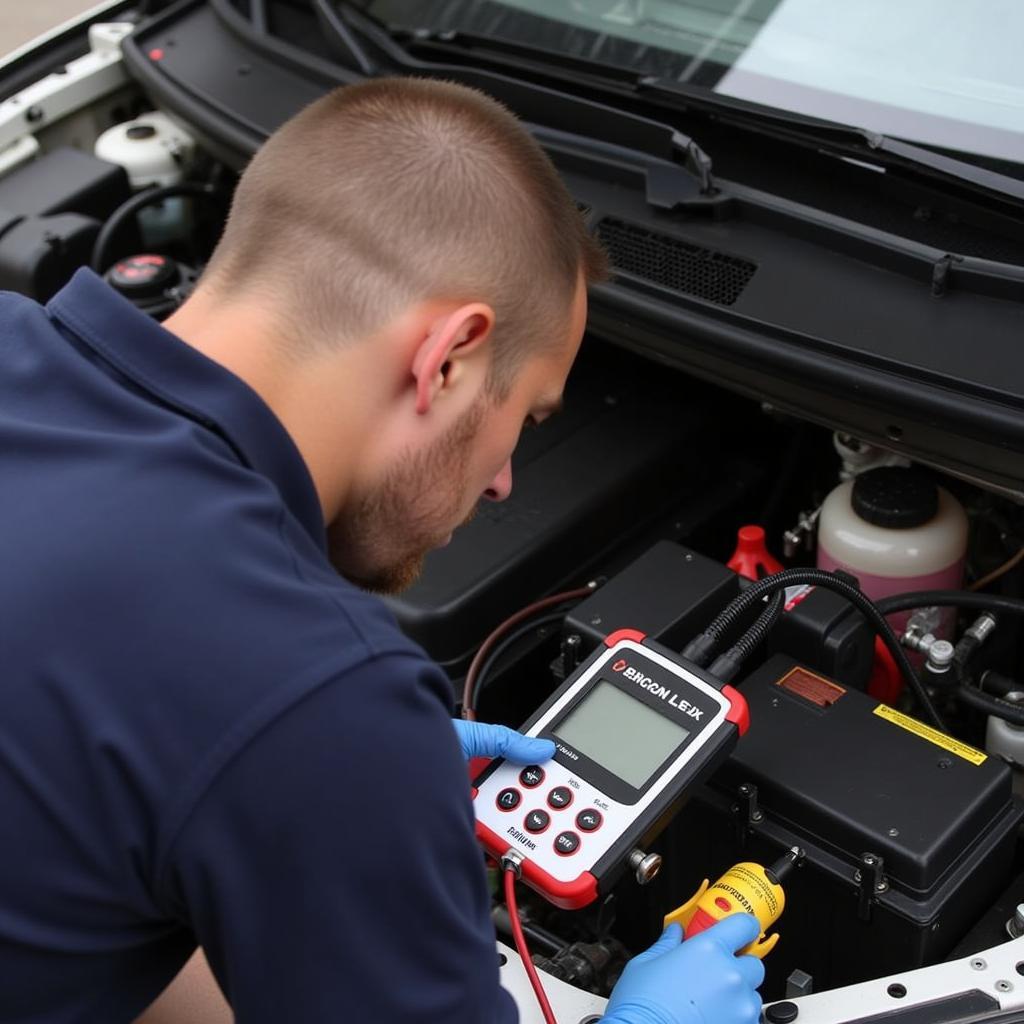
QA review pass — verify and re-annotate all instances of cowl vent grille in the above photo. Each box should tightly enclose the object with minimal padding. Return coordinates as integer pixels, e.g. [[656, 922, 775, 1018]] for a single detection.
[[597, 218, 756, 306]]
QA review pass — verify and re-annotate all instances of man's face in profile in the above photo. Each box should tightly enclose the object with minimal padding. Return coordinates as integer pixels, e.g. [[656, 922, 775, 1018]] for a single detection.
[[328, 280, 588, 594]]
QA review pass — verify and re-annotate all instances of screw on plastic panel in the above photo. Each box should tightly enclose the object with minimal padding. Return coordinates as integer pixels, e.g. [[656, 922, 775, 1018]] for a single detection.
[[972, 958, 988, 971], [996, 980, 1013, 993]]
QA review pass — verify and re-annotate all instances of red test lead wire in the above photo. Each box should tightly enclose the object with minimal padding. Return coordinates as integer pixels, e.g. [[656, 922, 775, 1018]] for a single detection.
[[503, 866, 558, 1024]]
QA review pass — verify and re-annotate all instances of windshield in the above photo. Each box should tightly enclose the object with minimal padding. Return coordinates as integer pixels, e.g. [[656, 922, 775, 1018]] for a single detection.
[[360, 0, 1024, 166]]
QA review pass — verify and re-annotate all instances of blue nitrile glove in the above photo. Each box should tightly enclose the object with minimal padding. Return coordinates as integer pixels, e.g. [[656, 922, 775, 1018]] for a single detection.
[[452, 719, 556, 765], [602, 916, 764, 1024]]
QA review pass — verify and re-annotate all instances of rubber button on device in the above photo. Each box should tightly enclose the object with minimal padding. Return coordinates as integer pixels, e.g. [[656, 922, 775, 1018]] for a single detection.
[[524, 809, 550, 834], [547, 786, 573, 810], [575, 809, 603, 832], [519, 765, 545, 788], [496, 788, 521, 812], [554, 831, 581, 856]]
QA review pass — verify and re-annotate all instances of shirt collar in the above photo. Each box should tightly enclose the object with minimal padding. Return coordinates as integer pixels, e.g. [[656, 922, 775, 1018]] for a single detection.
[[47, 268, 326, 550]]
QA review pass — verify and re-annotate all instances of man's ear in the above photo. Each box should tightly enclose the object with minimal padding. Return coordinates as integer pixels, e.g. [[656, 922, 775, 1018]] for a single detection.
[[411, 303, 495, 415]]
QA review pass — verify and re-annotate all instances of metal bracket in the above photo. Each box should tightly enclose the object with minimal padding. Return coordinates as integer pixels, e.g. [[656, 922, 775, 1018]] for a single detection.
[[733, 782, 763, 846], [853, 852, 887, 921]]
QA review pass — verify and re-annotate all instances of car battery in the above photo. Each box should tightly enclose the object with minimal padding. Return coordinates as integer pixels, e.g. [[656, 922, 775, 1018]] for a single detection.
[[654, 655, 1024, 998]]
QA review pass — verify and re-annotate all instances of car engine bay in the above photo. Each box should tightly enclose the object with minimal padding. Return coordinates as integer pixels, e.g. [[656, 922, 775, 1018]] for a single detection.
[[4, 9, 1024, 1022]]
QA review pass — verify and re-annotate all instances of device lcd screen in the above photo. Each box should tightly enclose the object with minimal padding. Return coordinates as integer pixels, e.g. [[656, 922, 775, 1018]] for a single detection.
[[554, 679, 690, 790]]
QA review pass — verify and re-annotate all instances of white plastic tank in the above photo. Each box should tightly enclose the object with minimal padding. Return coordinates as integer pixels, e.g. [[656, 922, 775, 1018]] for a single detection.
[[94, 111, 195, 189], [94, 112, 196, 245], [986, 693, 1024, 796], [817, 467, 968, 637]]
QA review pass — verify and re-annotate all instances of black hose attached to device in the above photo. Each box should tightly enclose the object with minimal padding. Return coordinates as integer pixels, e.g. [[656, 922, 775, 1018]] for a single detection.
[[683, 568, 946, 730], [708, 590, 786, 683], [91, 183, 223, 275]]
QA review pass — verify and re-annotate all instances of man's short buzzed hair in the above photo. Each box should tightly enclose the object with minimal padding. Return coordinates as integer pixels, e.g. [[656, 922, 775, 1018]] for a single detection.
[[203, 77, 607, 392]]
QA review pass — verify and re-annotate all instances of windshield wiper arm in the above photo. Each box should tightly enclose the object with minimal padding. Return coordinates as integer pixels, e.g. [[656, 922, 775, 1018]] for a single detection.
[[311, 0, 377, 76], [641, 76, 1024, 211], [316, 4, 718, 201]]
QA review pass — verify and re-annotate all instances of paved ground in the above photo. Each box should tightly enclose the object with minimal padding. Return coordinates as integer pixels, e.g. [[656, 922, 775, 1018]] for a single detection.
[[1, 1, 108, 60]]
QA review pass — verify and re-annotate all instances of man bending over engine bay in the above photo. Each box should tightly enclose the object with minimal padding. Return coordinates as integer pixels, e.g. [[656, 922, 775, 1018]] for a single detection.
[[0, 77, 764, 1024]]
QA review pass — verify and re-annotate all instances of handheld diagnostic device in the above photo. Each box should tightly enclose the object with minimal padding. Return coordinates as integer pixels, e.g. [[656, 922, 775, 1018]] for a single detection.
[[473, 629, 749, 909]]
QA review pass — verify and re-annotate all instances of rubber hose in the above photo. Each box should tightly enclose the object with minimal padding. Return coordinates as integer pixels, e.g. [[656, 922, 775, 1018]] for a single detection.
[[91, 182, 222, 274], [957, 685, 1024, 727], [875, 591, 1024, 618], [979, 670, 1020, 697]]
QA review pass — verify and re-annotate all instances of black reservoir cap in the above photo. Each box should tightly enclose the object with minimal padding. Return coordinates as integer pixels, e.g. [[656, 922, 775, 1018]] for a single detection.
[[106, 254, 179, 299], [851, 468, 938, 529]]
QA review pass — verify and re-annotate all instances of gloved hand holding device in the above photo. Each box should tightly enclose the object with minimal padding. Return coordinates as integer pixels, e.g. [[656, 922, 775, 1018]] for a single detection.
[[452, 718, 556, 765], [602, 915, 764, 1024]]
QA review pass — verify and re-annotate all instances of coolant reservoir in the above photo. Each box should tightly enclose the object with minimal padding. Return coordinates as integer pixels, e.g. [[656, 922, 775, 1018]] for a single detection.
[[95, 111, 195, 189], [95, 112, 196, 246], [817, 468, 967, 635]]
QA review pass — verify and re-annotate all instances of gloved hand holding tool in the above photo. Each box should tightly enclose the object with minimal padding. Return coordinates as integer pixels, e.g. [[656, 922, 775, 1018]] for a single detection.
[[602, 915, 765, 1024]]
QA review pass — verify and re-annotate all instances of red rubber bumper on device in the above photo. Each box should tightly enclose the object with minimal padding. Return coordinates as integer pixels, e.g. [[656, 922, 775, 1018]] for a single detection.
[[722, 685, 750, 736], [604, 628, 647, 647]]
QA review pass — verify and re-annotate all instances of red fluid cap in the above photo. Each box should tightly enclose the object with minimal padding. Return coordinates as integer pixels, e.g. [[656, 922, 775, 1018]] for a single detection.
[[727, 525, 784, 581]]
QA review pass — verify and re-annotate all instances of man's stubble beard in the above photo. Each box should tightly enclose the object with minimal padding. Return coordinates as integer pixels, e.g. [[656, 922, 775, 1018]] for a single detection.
[[327, 395, 488, 594]]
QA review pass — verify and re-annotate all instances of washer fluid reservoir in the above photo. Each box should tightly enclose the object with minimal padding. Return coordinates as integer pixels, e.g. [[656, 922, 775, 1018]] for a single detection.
[[817, 467, 967, 638]]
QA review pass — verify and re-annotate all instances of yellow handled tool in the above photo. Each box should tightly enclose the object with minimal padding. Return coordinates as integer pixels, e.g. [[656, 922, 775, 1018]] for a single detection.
[[664, 847, 802, 959]]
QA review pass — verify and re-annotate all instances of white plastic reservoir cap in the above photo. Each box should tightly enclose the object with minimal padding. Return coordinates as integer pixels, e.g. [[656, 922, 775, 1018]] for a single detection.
[[94, 111, 195, 189]]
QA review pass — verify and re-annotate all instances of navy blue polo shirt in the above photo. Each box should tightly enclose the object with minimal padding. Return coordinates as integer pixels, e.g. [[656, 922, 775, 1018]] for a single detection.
[[0, 269, 516, 1023]]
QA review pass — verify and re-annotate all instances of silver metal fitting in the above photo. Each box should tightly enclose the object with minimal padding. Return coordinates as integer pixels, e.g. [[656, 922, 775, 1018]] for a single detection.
[[783, 507, 820, 559], [902, 627, 937, 655], [926, 640, 955, 673], [902, 608, 943, 654], [965, 613, 998, 646], [501, 849, 524, 878], [628, 849, 662, 886]]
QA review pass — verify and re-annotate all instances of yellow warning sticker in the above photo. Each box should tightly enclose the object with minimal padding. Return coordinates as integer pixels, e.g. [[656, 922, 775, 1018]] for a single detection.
[[873, 704, 987, 765]]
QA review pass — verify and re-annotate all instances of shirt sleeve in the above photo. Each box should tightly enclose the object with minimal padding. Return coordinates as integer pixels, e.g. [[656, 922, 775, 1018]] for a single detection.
[[160, 652, 518, 1024]]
